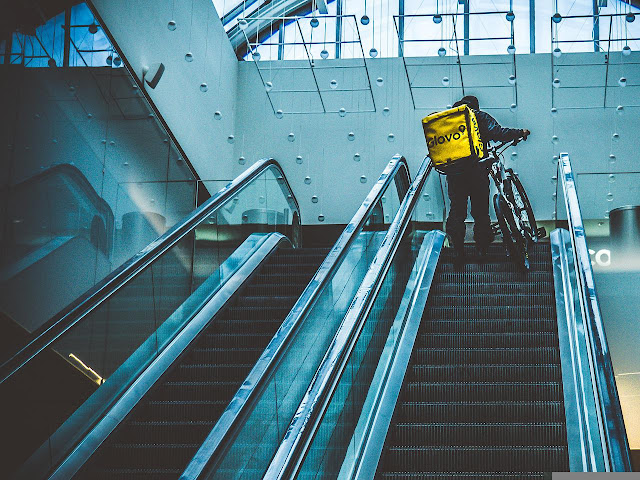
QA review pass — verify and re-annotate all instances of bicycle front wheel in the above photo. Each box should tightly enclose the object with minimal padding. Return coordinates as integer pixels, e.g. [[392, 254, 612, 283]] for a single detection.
[[505, 170, 539, 242], [494, 193, 528, 271]]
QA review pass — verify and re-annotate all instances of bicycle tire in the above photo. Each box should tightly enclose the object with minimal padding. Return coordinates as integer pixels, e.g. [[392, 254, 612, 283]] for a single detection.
[[505, 169, 539, 242], [494, 193, 528, 270]]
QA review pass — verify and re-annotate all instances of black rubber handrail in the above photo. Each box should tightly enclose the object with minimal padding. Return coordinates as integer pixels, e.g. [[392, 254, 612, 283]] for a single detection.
[[0, 158, 300, 385]]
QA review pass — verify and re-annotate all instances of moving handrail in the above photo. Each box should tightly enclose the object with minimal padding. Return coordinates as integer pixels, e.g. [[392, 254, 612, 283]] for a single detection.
[[557, 153, 632, 471], [181, 155, 411, 478], [263, 158, 434, 479], [0, 158, 299, 385]]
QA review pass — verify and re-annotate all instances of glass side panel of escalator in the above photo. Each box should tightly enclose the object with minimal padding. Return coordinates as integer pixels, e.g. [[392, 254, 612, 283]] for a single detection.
[[0, 164, 296, 478]]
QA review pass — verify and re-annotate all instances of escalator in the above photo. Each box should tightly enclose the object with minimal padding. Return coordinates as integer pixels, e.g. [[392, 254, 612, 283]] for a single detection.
[[1, 155, 411, 479], [77, 246, 328, 478], [378, 243, 569, 477], [261, 153, 632, 479]]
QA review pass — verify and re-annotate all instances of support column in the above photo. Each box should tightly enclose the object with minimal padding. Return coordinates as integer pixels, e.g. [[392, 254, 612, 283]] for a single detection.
[[459, 0, 469, 55], [530, 0, 535, 53], [336, 0, 342, 58], [278, 19, 285, 60], [593, 0, 600, 52], [398, 0, 404, 56], [63, 7, 71, 66]]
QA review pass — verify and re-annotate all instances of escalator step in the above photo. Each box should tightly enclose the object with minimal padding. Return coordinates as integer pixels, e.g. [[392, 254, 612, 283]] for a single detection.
[[397, 401, 565, 423], [379, 473, 546, 479], [244, 284, 310, 297], [421, 319, 557, 334], [428, 294, 554, 307], [138, 400, 229, 422], [413, 348, 560, 365], [407, 364, 561, 382], [170, 363, 255, 381], [222, 306, 294, 320], [179, 347, 265, 365], [153, 381, 242, 401], [436, 262, 551, 273], [417, 333, 557, 348], [270, 254, 329, 264], [210, 319, 290, 335], [432, 281, 554, 295], [240, 295, 302, 308], [404, 382, 563, 402], [439, 250, 548, 262], [85, 468, 182, 480], [197, 332, 278, 348], [254, 273, 314, 285], [425, 306, 555, 320], [392, 422, 567, 446], [383, 446, 568, 472], [259, 263, 320, 275], [437, 272, 552, 283]]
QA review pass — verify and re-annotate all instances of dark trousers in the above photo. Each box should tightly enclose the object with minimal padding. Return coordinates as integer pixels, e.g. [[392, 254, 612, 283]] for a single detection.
[[445, 165, 493, 250]]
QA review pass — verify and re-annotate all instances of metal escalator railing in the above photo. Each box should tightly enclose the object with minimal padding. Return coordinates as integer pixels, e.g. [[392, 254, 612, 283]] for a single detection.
[[0, 158, 300, 478], [262, 156, 442, 479], [180, 155, 411, 479], [553, 152, 631, 472]]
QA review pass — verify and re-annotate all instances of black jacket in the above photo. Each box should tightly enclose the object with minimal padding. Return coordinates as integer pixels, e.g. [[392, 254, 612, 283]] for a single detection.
[[474, 109, 524, 153], [445, 110, 523, 176]]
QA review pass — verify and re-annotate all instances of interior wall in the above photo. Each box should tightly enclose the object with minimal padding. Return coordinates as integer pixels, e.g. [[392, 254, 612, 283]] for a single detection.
[[91, 0, 239, 182], [234, 52, 639, 225]]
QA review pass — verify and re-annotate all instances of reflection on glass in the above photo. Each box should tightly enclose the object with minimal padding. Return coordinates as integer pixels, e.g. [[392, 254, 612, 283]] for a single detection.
[[0, 1, 196, 340]]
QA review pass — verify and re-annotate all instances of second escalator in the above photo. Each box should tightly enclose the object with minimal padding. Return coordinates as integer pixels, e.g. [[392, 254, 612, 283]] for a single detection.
[[76, 246, 328, 479]]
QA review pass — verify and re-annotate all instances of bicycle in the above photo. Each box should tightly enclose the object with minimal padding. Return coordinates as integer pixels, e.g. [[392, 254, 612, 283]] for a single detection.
[[480, 137, 546, 270]]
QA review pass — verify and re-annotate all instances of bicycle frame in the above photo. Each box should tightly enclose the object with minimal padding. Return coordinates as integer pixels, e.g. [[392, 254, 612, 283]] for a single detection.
[[484, 142, 529, 240]]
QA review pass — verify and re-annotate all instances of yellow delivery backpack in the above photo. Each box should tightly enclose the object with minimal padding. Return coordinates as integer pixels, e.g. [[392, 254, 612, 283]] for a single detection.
[[422, 105, 484, 173]]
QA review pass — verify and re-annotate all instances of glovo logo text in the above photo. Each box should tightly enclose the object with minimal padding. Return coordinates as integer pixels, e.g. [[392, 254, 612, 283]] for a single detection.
[[426, 124, 466, 149]]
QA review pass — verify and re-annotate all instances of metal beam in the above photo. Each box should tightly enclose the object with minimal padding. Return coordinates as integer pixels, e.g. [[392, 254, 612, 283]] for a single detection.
[[63, 7, 70, 66], [398, 0, 404, 57], [336, 0, 342, 58], [530, 0, 535, 53], [279, 19, 285, 59], [593, 0, 600, 52]]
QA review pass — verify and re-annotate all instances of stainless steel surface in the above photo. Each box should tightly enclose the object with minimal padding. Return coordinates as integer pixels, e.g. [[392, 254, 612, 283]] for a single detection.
[[47, 233, 290, 480], [180, 155, 410, 479], [609, 205, 640, 251], [263, 158, 434, 480], [0, 158, 300, 386], [558, 153, 632, 472], [350, 229, 445, 480], [551, 228, 605, 472]]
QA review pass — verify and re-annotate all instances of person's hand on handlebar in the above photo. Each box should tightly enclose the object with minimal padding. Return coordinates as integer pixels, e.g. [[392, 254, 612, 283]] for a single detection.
[[512, 129, 530, 146]]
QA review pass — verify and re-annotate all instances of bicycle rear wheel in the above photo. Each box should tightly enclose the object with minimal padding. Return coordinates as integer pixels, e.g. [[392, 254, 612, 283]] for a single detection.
[[505, 170, 539, 242], [494, 193, 528, 270]]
